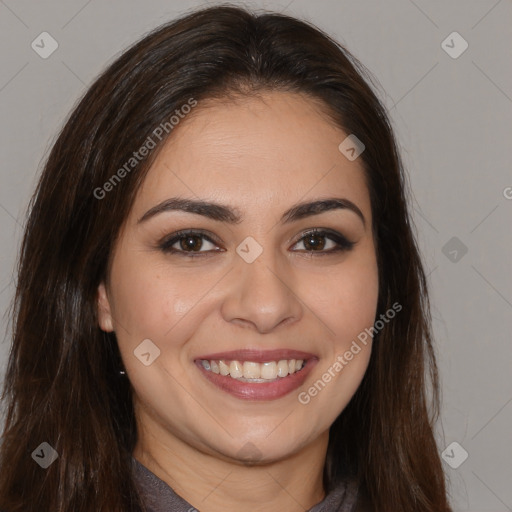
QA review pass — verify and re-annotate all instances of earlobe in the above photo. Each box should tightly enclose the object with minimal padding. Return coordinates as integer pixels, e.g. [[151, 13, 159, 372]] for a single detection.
[[97, 281, 114, 332]]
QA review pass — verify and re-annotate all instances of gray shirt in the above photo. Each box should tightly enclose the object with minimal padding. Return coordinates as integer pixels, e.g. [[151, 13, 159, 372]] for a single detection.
[[133, 458, 359, 512]]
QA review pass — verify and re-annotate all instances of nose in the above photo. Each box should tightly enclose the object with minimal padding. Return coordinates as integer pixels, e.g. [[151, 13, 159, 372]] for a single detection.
[[220, 250, 303, 334]]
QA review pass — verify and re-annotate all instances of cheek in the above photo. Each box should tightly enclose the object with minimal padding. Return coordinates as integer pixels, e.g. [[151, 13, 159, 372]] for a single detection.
[[325, 251, 378, 394], [300, 258, 377, 417], [109, 256, 221, 371], [315, 250, 379, 347], [335, 269, 378, 340], [110, 254, 195, 330]]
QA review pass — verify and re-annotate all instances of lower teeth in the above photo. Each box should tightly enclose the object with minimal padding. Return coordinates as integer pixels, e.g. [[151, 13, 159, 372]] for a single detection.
[[233, 376, 280, 383]]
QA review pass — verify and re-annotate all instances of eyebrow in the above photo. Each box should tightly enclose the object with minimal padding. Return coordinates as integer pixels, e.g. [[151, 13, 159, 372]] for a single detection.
[[137, 196, 366, 227]]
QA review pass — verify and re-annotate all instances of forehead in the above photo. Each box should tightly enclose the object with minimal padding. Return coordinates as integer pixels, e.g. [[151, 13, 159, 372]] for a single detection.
[[131, 91, 370, 220]]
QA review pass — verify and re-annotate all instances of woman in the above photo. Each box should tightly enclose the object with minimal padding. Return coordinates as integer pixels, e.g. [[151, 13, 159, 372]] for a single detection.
[[0, 5, 452, 511]]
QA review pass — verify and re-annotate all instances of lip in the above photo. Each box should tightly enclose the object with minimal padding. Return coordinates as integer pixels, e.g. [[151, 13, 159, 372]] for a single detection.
[[194, 349, 317, 363], [194, 355, 318, 401]]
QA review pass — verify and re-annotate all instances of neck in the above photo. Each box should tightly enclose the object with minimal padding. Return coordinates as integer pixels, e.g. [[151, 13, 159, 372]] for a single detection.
[[133, 408, 328, 512]]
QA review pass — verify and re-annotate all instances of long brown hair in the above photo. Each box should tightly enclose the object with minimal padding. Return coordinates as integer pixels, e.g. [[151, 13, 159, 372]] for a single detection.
[[0, 5, 452, 511]]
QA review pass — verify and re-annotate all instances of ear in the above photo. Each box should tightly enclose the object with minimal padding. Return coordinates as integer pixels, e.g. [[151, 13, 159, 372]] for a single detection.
[[97, 281, 114, 332]]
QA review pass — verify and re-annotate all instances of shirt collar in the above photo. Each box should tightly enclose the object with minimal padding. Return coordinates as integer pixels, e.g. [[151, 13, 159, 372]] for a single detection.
[[132, 457, 359, 512]]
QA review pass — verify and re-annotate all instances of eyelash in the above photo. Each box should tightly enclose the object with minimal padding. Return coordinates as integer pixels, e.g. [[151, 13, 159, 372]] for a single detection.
[[158, 228, 355, 257]]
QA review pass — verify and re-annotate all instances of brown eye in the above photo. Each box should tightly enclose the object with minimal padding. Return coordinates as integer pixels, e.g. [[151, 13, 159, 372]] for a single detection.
[[159, 230, 222, 256], [292, 229, 354, 253], [159, 228, 354, 258], [302, 232, 327, 251], [179, 234, 204, 252]]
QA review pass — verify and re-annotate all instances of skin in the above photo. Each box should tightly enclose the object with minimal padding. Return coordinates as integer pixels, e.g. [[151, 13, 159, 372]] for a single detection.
[[97, 91, 379, 512]]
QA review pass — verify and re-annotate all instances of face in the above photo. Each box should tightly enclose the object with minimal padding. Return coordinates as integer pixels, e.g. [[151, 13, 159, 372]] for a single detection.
[[97, 91, 379, 465]]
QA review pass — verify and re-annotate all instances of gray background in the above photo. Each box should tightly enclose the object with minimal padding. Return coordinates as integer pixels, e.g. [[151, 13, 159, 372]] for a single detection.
[[0, 0, 511, 510]]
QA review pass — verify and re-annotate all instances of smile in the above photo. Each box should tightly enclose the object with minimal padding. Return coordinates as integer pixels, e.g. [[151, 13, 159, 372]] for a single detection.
[[194, 349, 318, 401], [199, 359, 305, 381]]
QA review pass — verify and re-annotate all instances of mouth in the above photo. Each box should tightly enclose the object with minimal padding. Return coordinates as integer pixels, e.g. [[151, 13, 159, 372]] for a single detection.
[[194, 349, 318, 401]]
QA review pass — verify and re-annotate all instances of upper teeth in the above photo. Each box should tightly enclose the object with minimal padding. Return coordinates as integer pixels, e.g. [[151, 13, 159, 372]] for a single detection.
[[200, 359, 305, 380]]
